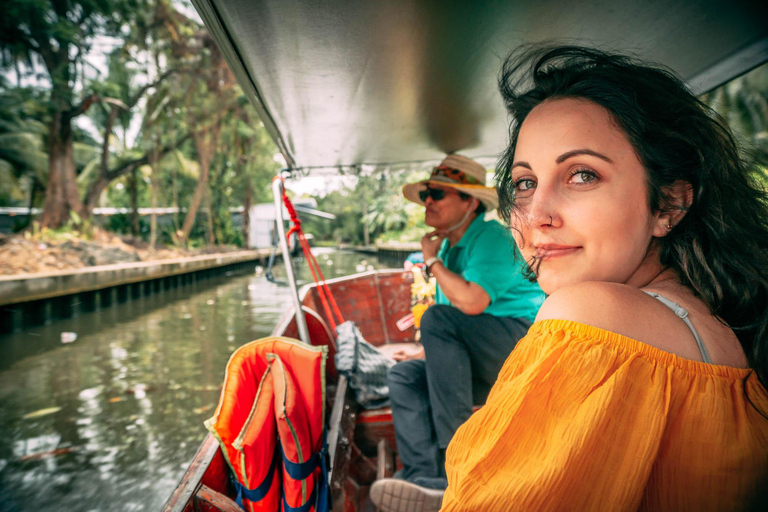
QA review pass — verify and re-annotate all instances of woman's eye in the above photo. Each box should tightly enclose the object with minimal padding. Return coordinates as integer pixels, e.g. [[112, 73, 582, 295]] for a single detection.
[[514, 178, 536, 192], [568, 169, 598, 184]]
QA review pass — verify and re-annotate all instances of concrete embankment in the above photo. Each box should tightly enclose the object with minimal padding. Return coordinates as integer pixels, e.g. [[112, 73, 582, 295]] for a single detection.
[[0, 250, 273, 333]]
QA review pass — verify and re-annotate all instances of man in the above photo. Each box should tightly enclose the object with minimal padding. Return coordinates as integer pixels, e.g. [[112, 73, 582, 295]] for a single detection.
[[370, 154, 545, 512]]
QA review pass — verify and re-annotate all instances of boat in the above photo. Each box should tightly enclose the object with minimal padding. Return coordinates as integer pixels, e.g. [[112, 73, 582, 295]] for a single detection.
[[162, 1, 768, 510], [162, 269, 416, 511]]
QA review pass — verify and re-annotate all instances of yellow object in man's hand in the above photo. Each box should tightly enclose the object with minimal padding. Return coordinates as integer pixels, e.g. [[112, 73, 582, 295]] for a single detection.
[[412, 303, 429, 328]]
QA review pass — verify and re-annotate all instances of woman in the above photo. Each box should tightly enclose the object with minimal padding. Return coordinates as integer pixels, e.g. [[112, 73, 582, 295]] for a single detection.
[[441, 46, 768, 511]]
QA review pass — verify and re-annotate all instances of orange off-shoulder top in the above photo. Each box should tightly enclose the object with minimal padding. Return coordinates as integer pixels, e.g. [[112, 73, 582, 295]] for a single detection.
[[442, 319, 768, 511]]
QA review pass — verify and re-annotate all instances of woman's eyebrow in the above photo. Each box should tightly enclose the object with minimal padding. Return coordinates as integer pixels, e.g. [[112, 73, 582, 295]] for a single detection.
[[556, 149, 613, 164], [511, 161, 531, 171]]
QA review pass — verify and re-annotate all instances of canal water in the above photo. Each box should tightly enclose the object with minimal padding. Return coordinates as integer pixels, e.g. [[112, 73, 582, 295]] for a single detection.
[[0, 249, 395, 512]]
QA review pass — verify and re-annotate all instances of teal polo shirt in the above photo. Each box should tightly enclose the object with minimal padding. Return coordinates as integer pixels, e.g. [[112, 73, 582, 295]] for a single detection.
[[435, 213, 545, 322]]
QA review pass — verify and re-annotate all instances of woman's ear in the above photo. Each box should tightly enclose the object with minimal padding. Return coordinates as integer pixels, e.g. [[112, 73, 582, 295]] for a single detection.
[[653, 180, 693, 237]]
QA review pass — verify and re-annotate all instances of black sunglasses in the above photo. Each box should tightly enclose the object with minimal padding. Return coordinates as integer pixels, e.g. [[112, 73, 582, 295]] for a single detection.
[[418, 188, 452, 202]]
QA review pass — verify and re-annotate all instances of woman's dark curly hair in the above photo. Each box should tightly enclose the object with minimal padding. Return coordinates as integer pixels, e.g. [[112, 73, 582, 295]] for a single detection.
[[495, 45, 768, 387]]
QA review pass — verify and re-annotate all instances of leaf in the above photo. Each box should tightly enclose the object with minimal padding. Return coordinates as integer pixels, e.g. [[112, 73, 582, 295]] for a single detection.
[[22, 407, 62, 419], [173, 149, 200, 179], [138, 164, 153, 178], [69, 210, 82, 226], [73, 142, 101, 168], [77, 158, 101, 185]]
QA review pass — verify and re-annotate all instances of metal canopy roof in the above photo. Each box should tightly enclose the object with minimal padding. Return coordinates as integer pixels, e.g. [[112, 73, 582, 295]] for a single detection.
[[191, 0, 768, 171]]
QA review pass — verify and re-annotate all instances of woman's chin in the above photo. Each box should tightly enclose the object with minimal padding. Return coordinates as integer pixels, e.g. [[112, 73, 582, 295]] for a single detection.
[[537, 272, 579, 296]]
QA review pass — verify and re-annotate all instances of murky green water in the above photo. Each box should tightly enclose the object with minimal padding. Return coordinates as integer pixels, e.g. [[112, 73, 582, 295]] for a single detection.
[[0, 249, 393, 511]]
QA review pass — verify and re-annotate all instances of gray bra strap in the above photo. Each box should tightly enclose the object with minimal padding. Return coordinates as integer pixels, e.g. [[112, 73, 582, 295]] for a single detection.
[[643, 291, 712, 364]]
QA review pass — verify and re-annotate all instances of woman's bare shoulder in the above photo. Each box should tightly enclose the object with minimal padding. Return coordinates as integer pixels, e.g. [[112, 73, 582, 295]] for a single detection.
[[536, 281, 641, 325], [536, 281, 739, 363]]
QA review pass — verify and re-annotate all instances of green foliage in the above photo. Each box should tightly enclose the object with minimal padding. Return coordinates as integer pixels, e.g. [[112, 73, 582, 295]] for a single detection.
[[0, 87, 49, 204], [0, 0, 147, 105], [22, 210, 95, 242], [703, 62, 768, 187], [304, 169, 429, 245]]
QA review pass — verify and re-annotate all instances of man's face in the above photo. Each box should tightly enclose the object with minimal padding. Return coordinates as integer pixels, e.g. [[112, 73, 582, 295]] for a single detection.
[[423, 185, 475, 230]]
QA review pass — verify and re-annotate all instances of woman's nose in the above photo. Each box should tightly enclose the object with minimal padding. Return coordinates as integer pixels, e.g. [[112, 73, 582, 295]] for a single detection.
[[528, 188, 560, 228]]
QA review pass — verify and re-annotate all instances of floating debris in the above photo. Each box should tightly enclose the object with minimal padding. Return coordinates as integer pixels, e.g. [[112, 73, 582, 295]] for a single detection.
[[19, 447, 74, 462], [206, 299, 215, 305], [60, 332, 77, 343], [124, 385, 155, 398], [193, 404, 214, 414], [190, 384, 221, 392], [181, 313, 192, 319], [108, 397, 124, 403], [22, 407, 62, 420]]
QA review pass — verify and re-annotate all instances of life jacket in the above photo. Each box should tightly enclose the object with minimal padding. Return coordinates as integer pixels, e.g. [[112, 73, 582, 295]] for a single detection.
[[206, 337, 329, 512]]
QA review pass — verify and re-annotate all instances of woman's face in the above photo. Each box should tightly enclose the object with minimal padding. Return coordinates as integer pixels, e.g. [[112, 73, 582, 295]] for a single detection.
[[509, 98, 668, 294]]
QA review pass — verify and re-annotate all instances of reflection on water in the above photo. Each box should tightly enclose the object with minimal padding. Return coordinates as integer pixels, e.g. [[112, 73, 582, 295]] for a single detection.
[[0, 249, 394, 511]]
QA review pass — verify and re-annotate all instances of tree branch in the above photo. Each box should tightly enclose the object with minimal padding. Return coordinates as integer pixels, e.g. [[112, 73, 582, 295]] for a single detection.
[[105, 131, 193, 182], [127, 68, 181, 107], [67, 94, 128, 120]]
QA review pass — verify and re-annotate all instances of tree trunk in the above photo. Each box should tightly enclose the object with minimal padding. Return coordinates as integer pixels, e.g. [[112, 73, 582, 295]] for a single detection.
[[180, 126, 218, 245], [129, 167, 140, 236], [25, 180, 38, 229], [242, 178, 252, 248], [179, 158, 210, 244], [40, 111, 84, 228], [362, 201, 370, 247], [204, 186, 215, 247], [149, 147, 160, 250], [172, 166, 179, 232], [83, 176, 110, 215]]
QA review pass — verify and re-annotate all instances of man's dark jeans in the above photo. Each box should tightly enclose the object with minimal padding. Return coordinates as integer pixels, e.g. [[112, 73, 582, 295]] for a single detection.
[[387, 304, 532, 481]]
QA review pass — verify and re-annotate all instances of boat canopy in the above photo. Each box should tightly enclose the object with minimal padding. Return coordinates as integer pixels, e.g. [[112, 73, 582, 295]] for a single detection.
[[191, 0, 768, 171]]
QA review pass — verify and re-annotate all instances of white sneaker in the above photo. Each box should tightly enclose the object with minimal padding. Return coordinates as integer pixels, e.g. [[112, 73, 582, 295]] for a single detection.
[[369, 478, 445, 512]]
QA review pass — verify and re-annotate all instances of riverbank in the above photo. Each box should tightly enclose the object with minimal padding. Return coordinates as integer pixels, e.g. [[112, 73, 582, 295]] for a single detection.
[[0, 229, 272, 332], [0, 228, 242, 276]]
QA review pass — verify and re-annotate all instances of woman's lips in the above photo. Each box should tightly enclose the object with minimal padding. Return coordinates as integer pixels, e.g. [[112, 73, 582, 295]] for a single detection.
[[534, 245, 582, 260]]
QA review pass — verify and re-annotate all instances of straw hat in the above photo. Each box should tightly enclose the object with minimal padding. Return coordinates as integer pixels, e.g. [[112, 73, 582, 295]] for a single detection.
[[402, 154, 498, 210]]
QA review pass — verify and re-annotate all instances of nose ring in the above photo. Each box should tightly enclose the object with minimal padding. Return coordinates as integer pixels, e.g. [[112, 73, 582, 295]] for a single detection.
[[547, 215, 553, 227]]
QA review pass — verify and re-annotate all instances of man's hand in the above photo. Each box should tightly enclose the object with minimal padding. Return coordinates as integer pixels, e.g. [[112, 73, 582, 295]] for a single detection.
[[421, 230, 447, 260], [390, 345, 425, 361]]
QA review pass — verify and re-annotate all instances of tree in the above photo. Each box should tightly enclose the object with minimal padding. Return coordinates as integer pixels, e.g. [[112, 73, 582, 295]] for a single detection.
[[176, 31, 239, 246], [0, 0, 148, 227]]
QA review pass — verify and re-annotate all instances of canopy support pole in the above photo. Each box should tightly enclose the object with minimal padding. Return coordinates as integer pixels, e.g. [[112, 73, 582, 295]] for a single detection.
[[272, 177, 311, 344]]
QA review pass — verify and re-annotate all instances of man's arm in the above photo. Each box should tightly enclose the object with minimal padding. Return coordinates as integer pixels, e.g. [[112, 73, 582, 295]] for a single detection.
[[429, 261, 490, 315]]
